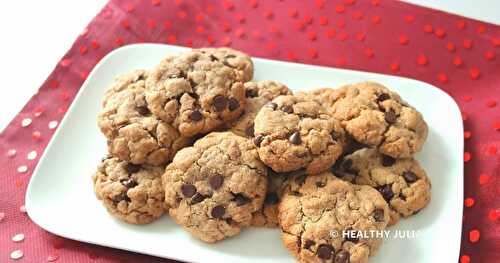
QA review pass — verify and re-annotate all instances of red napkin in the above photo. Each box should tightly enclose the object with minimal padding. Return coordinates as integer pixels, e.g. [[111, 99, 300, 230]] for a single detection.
[[0, 0, 498, 262]]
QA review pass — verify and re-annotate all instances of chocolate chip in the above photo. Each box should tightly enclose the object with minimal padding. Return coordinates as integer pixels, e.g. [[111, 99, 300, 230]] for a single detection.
[[188, 78, 197, 87], [316, 181, 326, 188], [378, 185, 394, 202], [264, 193, 279, 205], [120, 178, 138, 189], [399, 193, 407, 201], [225, 54, 237, 59], [402, 171, 418, 183], [181, 184, 197, 198], [211, 205, 225, 219], [377, 93, 390, 102], [228, 98, 240, 111], [316, 244, 334, 260], [331, 131, 342, 140], [209, 175, 224, 190], [136, 106, 150, 116], [209, 54, 218, 61], [245, 125, 255, 137], [254, 134, 264, 147], [291, 191, 303, 197], [125, 163, 141, 174], [373, 208, 385, 222], [344, 228, 359, 243], [381, 155, 396, 167], [112, 192, 130, 203], [213, 95, 228, 112], [266, 102, 278, 110], [335, 250, 350, 263], [304, 240, 315, 250], [295, 174, 306, 185], [342, 159, 353, 170], [282, 105, 294, 114], [245, 89, 258, 98], [233, 193, 251, 206], [191, 193, 206, 204], [289, 132, 302, 145], [384, 109, 397, 124], [189, 110, 203, 121], [225, 218, 236, 225]]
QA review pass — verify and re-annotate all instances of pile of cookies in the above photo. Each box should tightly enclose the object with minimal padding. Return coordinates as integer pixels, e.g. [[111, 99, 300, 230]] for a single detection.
[[92, 47, 431, 263]]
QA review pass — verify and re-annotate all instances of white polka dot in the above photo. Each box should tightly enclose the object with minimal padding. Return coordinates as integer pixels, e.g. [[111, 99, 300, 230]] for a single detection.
[[48, 120, 59, 130], [12, 233, 25, 242], [19, 205, 26, 213], [17, 165, 28, 173], [10, 249, 23, 260], [6, 149, 17, 158], [47, 254, 60, 262], [27, 151, 37, 160], [21, 118, 32, 127]]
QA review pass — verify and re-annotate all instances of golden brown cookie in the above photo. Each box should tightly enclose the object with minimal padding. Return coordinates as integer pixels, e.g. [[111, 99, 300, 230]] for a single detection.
[[279, 172, 390, 263], [332, 148, 431, 225], [98, 70, 191, 165], [163, 132, 268, 243], [254, 94, 346, 174], [92, 157, 165, 224], [145, 48, 253, 137], [306, 82, 428, 158]]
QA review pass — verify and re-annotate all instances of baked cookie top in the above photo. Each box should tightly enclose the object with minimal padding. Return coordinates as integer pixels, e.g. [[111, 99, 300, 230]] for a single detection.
[[98, 70, 191, 165], [254, 94, 346, 174], [307, 82, 428, 158], [333, 148, 431, 225], [229, 80, 292, 137], [279, 172, 390, 263], [163, 132, 268, 243], [92, 157, 165, 224], [145, 48, 253, 137]]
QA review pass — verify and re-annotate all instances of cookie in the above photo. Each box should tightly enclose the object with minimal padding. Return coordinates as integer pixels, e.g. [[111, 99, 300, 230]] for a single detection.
[[279, 172, 390, 263], [229, 80, 292, 137], [145, 48, 253, 137], [92, 157, 165, 224], [98, 70, 192, 165], [254, 94, 346, 174], [163, 132, 268, 243], [307, 82, 428, 158], [332, 148, 431, 225], [279, 172, 389, 263]]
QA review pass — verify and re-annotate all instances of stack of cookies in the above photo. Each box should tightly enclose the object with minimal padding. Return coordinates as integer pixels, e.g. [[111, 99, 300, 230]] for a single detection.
[[92, 47, 431, 263]]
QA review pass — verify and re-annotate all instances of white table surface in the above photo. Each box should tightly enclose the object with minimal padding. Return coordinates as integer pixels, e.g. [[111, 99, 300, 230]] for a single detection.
[[1, 0, 499, 131]]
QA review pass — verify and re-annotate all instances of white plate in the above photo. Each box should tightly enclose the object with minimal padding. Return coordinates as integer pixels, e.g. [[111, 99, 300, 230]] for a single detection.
[[26, 44, 463, 263]]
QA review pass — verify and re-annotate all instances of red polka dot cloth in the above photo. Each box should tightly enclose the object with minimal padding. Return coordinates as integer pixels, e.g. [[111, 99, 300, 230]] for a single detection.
[[0, 0, 499, 262]]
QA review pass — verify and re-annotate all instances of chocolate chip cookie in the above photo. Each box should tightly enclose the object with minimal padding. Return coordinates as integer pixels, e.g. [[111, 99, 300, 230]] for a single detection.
[[98, 70, 191, 165], [145, 48, 253, 137], [92, 157, 165, 224], [279, 172, 390, 263], [163, 132, 268, 243], [307, 82, 428, 158], [333, 148, 431, 225], [229, 80, 292, 137], [254, 94, 346, 174]]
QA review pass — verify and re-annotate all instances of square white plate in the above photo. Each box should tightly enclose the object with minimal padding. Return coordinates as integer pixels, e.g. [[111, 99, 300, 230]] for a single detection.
[[26, 44, 463, 263]]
